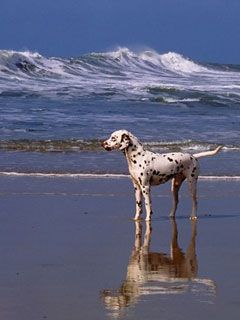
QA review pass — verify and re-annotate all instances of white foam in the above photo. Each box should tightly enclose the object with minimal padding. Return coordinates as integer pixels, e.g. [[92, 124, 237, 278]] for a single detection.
[[0, 172, 240, 180], [160, 52, 208, 74], [1, 48, 240, 101], [0, 172, 129, 179], [163, 98, 200, 103], [198, 176, 240, 180]]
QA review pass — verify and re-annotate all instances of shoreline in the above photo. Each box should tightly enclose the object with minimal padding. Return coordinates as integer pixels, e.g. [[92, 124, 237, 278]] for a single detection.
[[1, 149, 239, 178], [1, 171, 240, 180]]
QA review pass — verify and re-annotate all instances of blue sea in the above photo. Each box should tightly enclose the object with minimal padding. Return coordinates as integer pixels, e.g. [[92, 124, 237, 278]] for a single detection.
[[0, 47, 239, 177]]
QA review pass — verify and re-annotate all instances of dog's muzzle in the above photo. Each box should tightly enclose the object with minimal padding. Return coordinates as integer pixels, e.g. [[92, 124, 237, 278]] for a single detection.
[[101, 141, 112, 151]]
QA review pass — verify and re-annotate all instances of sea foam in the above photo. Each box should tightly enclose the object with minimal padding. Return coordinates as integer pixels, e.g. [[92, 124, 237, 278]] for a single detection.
[[0, 48, 240, 103]]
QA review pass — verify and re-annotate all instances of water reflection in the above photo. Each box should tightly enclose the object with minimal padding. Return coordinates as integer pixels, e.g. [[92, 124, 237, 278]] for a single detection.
[[101, 219, 215, 317]]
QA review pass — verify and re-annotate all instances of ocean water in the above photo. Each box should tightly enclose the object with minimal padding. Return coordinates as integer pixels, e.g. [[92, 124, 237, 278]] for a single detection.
[[0, 47, 239, 176]]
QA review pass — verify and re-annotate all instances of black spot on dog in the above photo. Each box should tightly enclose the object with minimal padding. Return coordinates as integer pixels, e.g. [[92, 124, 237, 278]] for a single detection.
[[140, 172, 143, 176], [139, 164, 142, 167], [138, 177, 142, 185], [167, 157, 173, 162], [136, 201, 142, 207], [175, 160, 179, 164], [191, 173, 195, 177]]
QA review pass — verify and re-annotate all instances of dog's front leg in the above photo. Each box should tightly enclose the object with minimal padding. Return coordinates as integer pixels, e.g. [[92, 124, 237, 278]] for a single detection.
[[133, 181, 142, 220], [141, 185, 152, 221]]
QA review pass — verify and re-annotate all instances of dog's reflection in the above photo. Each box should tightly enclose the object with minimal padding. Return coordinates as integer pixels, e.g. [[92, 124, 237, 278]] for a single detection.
[[101, 220, 215, 316]]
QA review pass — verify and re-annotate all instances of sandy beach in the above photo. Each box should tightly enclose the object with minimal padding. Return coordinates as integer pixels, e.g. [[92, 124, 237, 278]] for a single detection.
[[0, 175, 239, 320]]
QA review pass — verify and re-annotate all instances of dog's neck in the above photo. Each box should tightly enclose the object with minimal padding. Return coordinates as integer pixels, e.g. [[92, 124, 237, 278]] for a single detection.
[[123, 135, 146, 167]]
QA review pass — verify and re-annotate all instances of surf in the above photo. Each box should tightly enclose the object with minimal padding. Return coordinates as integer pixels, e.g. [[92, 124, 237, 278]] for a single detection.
[[0, 48, 240, 104], [1, 171, 240, 180], [0, 138, 239, 153]]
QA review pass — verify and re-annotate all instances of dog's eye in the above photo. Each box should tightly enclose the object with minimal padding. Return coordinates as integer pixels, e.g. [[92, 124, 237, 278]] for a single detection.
[[111, 137, 116, 142]]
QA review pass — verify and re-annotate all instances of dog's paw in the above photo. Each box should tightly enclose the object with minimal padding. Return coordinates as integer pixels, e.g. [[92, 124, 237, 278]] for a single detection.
[[133, 217, 142, 221], [189, 216, 197, 220], [145, 218, 152, 222]]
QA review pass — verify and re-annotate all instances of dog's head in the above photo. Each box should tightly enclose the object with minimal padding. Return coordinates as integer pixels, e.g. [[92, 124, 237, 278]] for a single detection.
[[101, 130, 132, 151]]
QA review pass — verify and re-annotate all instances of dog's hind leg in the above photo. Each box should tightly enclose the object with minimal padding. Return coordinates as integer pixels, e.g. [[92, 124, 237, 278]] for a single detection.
[[187, 177, 198, 219], [169, 174, 186, 218]]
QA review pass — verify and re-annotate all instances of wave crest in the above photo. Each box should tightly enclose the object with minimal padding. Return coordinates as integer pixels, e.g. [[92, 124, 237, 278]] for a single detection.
[[0, 48, 240, 103], [0, 50, 41, 73], [101, 47, 207, 74], [160, 52, 207, 73]]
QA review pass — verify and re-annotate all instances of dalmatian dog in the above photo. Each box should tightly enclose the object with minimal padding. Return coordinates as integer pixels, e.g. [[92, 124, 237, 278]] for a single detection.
[[102, 130, 222, 221]]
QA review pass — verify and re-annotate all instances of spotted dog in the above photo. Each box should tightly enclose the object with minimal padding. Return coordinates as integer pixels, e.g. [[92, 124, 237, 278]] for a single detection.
[[102, 130, 222, 221]]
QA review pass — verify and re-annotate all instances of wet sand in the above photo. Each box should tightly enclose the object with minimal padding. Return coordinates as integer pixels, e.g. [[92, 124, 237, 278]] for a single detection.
[[0, 175, 240, 320]]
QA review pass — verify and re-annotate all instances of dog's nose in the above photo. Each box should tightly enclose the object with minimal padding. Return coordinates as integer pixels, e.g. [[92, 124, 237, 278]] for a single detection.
[[101, 140, 112, 151], [101, 141, 106, 148]]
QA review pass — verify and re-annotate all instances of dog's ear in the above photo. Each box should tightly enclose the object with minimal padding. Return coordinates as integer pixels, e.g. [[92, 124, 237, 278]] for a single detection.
[[119, 133, 131, 150]]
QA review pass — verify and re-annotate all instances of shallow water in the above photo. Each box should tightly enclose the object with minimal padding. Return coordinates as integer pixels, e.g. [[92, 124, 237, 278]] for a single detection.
[[0, 177, 239, 320]]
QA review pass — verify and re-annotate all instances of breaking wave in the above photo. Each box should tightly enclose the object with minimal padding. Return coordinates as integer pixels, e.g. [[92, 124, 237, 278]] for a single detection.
[[0, 48, 240, 104]]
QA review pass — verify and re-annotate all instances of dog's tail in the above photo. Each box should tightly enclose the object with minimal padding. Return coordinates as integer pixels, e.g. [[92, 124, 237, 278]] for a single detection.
[[193, 146, 223, 159]]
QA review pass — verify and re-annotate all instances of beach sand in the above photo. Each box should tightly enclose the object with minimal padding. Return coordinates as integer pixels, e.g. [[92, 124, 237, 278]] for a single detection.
[[0, 175, 240, 320]]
